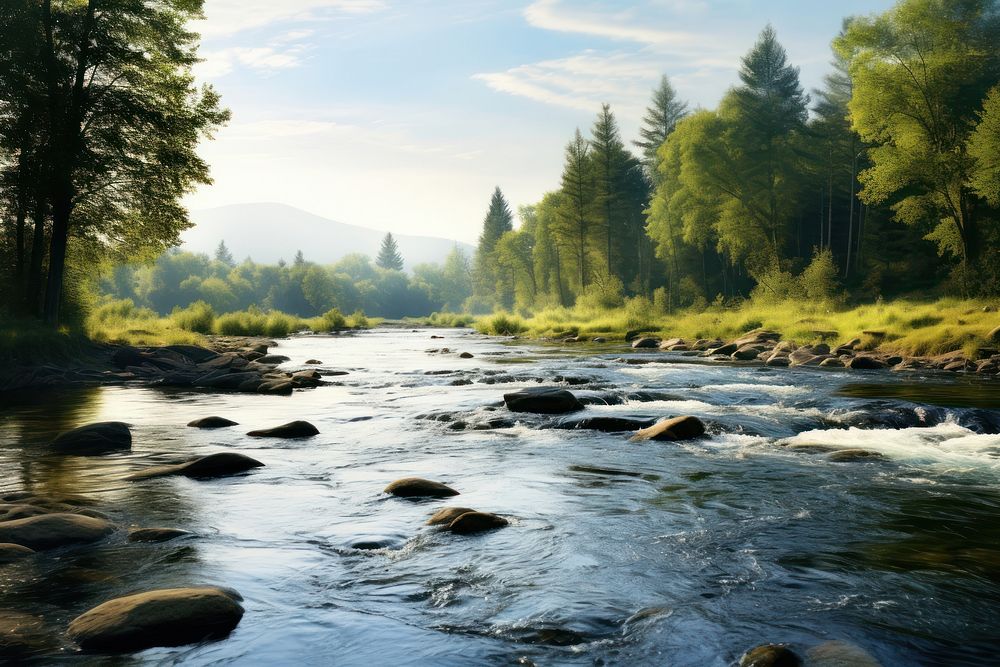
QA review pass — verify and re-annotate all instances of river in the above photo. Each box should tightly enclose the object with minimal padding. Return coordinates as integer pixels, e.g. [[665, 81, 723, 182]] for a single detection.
[[2, 328, 1000, 665]]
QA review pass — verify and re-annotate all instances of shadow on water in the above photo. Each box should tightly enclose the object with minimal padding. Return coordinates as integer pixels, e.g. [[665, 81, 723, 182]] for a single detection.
[[836, 380, 1000, 409]]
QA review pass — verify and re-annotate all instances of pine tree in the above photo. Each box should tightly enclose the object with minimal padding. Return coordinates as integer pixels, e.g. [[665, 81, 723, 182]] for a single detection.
[[214, 240, 235, 266], [634, 76, 688, 175], [590, 104, 636, 280], [555, 129, 597, 290], [473, 187, 514, 301], [376, 232, 404, 270]]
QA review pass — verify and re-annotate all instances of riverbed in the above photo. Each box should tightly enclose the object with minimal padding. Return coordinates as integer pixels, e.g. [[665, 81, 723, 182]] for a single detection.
[[2, 328, 1000, 665]]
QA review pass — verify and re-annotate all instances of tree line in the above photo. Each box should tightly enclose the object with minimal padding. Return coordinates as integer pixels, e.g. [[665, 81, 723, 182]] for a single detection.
[[0, 0, 228, 325], [471, 0, 1000, 314]]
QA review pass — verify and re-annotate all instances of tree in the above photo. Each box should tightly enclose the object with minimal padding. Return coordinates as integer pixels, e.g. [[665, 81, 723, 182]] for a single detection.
[[215, 240, 235, 267], [589, 104, 632, 280], [969, 85, 1000, 206], [376, 232, 404, 270], [836, 0, 1000, 291], [472, 187, 514, 302], [634, 75, 688, 176], [23, 0, 229, 324], [555, 129, 597, 289]]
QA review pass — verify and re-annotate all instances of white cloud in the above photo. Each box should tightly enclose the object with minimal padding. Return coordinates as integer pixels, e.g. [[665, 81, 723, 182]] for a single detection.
[[194, 0, 386, 38], [196, 45, 308, 78], [523, 0, 703, 46]]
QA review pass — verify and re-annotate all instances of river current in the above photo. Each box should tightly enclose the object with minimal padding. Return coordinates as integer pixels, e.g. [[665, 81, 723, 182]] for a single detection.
[[2, 327, 1000, 665]]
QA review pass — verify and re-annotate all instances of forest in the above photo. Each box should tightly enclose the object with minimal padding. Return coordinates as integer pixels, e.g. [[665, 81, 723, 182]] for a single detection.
[[1, 0, 1000, 343]]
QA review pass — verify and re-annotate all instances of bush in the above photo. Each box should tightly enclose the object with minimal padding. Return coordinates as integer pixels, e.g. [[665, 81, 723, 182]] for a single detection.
[[321, 308, 346, 330], [347, 310, 369, 328], [214, 307, 268, 336], [475, 312, 527, 335], [171, 301, 215, 333], [264, 311, 298, 337], [799, 248, 841, 302], [576, 274, 625, 311]]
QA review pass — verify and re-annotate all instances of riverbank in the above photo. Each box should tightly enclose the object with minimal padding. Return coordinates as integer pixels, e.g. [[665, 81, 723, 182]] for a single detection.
[[472, 298, 1000, 371]]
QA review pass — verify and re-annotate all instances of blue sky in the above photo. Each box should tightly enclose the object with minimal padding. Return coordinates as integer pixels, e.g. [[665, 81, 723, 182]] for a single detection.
[[186, 0, 896, 244]]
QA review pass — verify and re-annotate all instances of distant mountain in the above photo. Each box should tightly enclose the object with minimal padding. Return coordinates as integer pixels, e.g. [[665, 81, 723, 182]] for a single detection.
[[182, 203, 474, 270]]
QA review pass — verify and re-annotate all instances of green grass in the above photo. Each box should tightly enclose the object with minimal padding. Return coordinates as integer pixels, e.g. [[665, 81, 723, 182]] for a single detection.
[[474, 298, 1000, 357], [409, 311, 476, 328]]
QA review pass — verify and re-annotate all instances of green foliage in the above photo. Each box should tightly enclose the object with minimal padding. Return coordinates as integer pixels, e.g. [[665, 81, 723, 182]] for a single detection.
[[322, 308, 347, 330], [171, 300, 215, 333], [799, 248, 841, 302], [969, 85, 1000, 206], [634, 75, 688, 173], [475, 312, 527, 336]]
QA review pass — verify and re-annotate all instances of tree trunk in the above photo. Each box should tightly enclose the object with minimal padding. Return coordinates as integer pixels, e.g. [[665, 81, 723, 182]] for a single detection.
[[27, 198, 47, 317], [43, 195, 71, 325], [845, 148, 857, 279]]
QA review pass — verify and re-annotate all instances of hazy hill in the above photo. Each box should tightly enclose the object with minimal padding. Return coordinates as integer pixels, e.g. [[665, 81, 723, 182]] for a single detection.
[[183, 203, 474, 270]]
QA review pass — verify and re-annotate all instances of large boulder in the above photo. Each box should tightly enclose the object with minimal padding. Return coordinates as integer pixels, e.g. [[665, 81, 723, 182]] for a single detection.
[[51, 422, 131, 455], [739, 643, 802, 667], [449, 511, 508, 535], [67, 587, 244, 653], [128, 453, 264, 481], [732, 345, 764, 361], [0, 513, 114, 551], [631, 337, 661, 349], [187, 416, 238, 429], [847, 356, 886, 370], [384, 478, 459, 498], [247, 420, 319, 438], [630, 415, 706, 442], [503, 388, 583, 414]]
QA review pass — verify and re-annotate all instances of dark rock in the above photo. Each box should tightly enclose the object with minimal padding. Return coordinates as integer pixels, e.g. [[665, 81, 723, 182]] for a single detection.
[[0, 611, 53, 657], [187, 416, 238, 429], [819, 357, 844, 368], [459, 352, 474, 359], [731, 330, 781, 347], [305, 359, 323, 364], [732, 345, 764, 360], [0, 504, 51, 521], [128, 452, 264, 480], [51, 421, 131, 455], [827, 449, 886, 462], [847, 356, 886, 370], [111, 346, 145, 368], [740, 643, 802, 667], [247, 420, 319, 438], [630, 415, 706, 442], [766, 355, 790, 367], [384, 477, 459, 498], [449, 511, 508, 534], [164, 344, 218, 363], [257, 354, 290, 364], [707, 342, 738, 356], [258, 380, 294, 394], [196, 371, 262, 390], [427, 507, 478, 526], [631, 337, 661, 349], [558, 416, 656, 432], [504, 387, 583, 414], [0, 513, 114, 550], [67, 587, 244, 653], [0, 542, 35, 562], [127, 528, 193, 543]]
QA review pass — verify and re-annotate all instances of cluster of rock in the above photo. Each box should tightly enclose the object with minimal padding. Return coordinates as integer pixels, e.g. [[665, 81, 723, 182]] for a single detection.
[[629, 327, 1000, 376], [382, 478, 509, 536], [1, 337, 346, 394], [739, 640, 882, 666]]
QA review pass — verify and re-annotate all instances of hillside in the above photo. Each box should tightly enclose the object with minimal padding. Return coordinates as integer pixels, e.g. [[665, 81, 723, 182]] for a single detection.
[[183, 203, 474, 269]]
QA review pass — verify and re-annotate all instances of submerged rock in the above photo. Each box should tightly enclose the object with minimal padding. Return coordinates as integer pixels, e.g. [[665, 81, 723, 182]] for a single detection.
[[806, 640, 882, 666], [128, 528, 193, 543], [51, 422, 131, 455], [0, 611, 53, 658], [129, 452, 264, 481], [557, 416, 656, 432], [0, 513, 114, 551], [827, 449, 886, 463], [0, 542, 35, 562], [504, 387, 583, 414], [449, 511, 508, 534], [630, 415, 706, 442], [384, 477, 459, 498], [739, 643, 802, 667], [187, 416, 238, 429], [247, 420, 319, 438], [68, 587, 244, 653]]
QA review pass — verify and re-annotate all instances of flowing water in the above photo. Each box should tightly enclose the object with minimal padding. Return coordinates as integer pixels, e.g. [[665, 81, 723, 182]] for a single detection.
[[2, 328, 1000, 665]]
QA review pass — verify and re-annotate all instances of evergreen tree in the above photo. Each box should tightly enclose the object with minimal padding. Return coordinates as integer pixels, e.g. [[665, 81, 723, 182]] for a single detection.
[[376, 232, 404, 270], [590, 104, 631, 279], [472, 187, 514, 302], [634, 76, 688, 175], [215, 240, 235, 267], [555, 129, 597, 290]]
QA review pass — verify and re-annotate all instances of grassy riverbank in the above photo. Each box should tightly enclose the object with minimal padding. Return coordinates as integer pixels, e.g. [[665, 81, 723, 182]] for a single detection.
[[472, 298, 1000, 358], [1, 298, 378, 362]]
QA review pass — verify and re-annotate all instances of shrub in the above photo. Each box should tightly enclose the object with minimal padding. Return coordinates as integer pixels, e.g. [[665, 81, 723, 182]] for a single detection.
[[799, 248, 841, 302], [321, 308, 346, 330], [347, 310, 369, 328], [476, 312, 527, 335], [171, 301, 215, 333]]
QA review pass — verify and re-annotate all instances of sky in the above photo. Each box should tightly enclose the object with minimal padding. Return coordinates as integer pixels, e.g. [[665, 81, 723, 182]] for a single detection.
[[185, 0, 897, 244]]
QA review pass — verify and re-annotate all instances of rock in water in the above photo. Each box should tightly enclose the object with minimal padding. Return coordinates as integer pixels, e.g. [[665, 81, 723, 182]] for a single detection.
[[67, 587, 244, 653], [384, 478, 459, 498], [449, 511, 508, 534], [827, 449, 886, 463], [246, 420, 319, 438], [503, 387, 584, 414], [0, 611, 52, 658], [127, 528, 192, 543], [806, 641, 882, 667], [0, 542, 35, 562], [128, 453, 264, 481], [51, 422, 131, 455], [631, 337, 661, 349], [740, 644, 802, 666], [848, 356, 886, 370], [630, 415, 706, 442], [187, 416, 238, 429], [559, 416, 655, 432], [0, 513, 114, 550], [427, 507, 478, 525]]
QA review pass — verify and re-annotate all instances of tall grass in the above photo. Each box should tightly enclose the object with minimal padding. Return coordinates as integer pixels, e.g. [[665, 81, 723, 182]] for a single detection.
[[474, 297, 1000, 357], [411, 311, 476, 328]]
